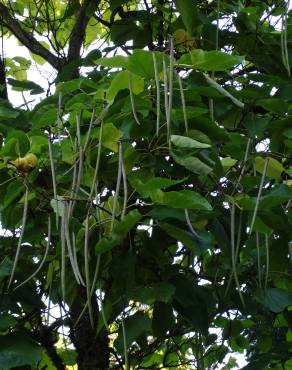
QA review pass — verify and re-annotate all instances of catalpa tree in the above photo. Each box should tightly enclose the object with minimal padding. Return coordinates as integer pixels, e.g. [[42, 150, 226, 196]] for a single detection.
[[0, 1, 291, 369]]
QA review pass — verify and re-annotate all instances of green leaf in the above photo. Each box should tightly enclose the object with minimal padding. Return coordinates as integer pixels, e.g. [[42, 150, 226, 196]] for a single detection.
[[0, 102, 19, 119], [129, 175, 185, 197], [257, 98, 289, 114], [175, 0, 197, 34], [102, 122, 123, 152], [115, 312, 152, 354], [0, 257, 12, 279], [152, 302, 175, 339], [130, 282, 176, 304], [255, 156, 284, 179], [110, 19, 140, 45], [160, 222, 199, 254], [257, 288, 292, 313], [179, 50, 244, 71], [151, 190, 212, 210], [0, 313, 17, 329], [0, 332, 42, 368], [95, 210, 142, 255], [107, 71, 144, 101], [171, 135, 211, 149], [50, 196, 66, 217], [7, 78, 44, 94], [172, 153, 213, 175], [31, 105, 58, 129]]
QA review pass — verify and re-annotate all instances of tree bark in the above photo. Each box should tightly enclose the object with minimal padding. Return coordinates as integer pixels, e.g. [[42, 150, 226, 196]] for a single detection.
[[0, 53, 8, 100], [69, 287, 110, 370]]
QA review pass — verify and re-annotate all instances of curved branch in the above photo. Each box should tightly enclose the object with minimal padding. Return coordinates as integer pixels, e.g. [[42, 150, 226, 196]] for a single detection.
[[0, 2, 61, 71]]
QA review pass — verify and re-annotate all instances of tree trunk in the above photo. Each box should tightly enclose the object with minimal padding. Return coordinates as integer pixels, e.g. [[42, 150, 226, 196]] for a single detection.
[[69, 288, 110, 370]]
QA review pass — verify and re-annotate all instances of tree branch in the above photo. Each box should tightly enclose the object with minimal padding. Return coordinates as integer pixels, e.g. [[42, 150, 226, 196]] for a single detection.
[[0, 2, 61, 71], [67, 0, 99, 63]]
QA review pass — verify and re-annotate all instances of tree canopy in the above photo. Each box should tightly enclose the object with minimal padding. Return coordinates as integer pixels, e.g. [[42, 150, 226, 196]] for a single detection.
[[0, 0, 292, 369]]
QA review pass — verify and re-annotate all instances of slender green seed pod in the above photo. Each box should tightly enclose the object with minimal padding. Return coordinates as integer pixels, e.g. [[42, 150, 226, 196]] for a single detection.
[[84, 108, 96, 152], [204, 73, 244, 109], [84, 215, 94, 327], [8, 184, 29, 289], [61, 208, 66, 301], [230, 201, 245, 306], [184, 209, 200, 239], [89, 120, 103, 200], [48, 133, 58, 227], [264, 234, 269, 289], [177, 73, 188, 134], [249, 157, 269, 235], [14, 215, 52, 290], [152, 52, 161, 137], [57, 92, 62, 146], [167, 36, 174, 142], [163, 55, 169, 124], [110, 141, 123, 234], [129, 73, 141, 125], [256, 232, 262, 288]]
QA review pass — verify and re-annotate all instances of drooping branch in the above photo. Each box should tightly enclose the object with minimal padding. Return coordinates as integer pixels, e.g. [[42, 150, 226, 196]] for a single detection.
[[0, 2, 62, 71]]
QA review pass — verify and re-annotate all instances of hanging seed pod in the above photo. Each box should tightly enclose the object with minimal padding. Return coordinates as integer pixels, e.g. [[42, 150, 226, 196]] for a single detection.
[[8, 184, 29, 288]]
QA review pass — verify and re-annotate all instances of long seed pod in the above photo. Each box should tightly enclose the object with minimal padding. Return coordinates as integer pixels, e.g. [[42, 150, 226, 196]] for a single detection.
[[74, 254, 101, 328], [256, 232, 262, 288], [57, 92, 62, 146], [89, 120, 103, 200], [264, 234, 269, 289], [281, 1, 290, 76], [128, 73, 141, 125], [167, 37, 174, 142], [120, 143, 127, 220], [84, 108, 96, 152], [64, 203, 84, 285], [110, 141, 123, 234], [235, 138, 251, 191], [8, 184, 29, 288], [230, 201, 245, 306], [14, 215, 51, 290], [177, 73, 188, 134], [225, 211, 242, 296], [61, 206, 66, 301], [204, 73, 244, 109], [152, 52, 161, 137], [84, 215, 94, 327], [70, 147, 83, 216], [163, 55, 169, 124], [184, 209, 200, 239], [48, 133, 58, 227], [76, 112, 81, 147], [72, 232, 85, 285], [249, 157, 269, 235], [122, 316, 129, 370]]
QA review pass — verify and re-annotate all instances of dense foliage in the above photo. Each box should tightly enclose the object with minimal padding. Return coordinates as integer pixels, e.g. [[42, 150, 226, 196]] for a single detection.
[[0, 0, 292, 369]]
